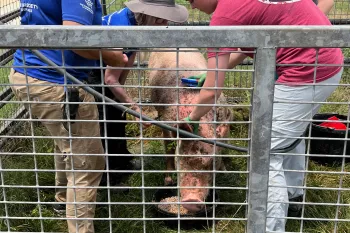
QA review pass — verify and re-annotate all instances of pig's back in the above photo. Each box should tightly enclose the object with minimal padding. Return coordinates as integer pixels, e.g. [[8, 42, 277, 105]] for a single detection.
[[148, 49, 208, 119], [148, 49, 207, 88]]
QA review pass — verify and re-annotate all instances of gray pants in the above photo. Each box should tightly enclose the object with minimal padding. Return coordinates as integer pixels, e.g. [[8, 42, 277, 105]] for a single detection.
[[266, 69, 343, 232]]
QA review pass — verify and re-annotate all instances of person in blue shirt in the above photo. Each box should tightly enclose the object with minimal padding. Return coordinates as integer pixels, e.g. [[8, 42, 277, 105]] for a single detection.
[[87, 0, 188, 188], [9, 1, 128, 233]]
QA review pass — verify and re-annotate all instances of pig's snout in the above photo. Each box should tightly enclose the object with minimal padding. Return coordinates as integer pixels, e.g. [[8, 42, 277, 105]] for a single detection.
[[181, 193, 204, 212]]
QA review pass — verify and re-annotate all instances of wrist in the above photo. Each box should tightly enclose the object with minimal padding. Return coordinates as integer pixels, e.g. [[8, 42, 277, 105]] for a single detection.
[[185, 115, 199, 135], [188, 113, 199, 121]]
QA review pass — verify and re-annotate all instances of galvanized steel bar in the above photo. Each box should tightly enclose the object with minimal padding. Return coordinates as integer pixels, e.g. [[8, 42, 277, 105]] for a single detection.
[[169, 19, 350, 26], [247, 47, 276, 233], [0, 25, 350, 48]]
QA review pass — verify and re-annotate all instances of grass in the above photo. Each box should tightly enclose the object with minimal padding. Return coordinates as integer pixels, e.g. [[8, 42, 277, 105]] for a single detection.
[[319, 49, 350, 115], [1, 56, 350, 232], [331, 0, 350, 20], [0, 1, 349, 231], [0, 63, 21, 121]]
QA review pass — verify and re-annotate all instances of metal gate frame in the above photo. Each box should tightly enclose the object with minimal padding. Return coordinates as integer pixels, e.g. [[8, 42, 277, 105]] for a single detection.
[[0, 25, 349, 233]]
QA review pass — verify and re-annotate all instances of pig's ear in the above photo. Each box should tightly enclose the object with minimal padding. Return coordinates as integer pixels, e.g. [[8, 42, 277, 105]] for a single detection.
[[224, 108, 233, 122], [215, 108, 233, 138], [216, 107, 233, 122]]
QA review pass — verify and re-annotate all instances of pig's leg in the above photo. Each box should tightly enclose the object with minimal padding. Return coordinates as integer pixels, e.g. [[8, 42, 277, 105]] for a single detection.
[[215, 122, 231, 171], [163, 129, 175, 185], [218, 159, 227, 171]]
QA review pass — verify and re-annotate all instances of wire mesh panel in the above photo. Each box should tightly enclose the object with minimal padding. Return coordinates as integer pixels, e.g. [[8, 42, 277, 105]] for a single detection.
[[0, 2, 349, 233], [0, 0, 23, 155], [1, 46, 254, 232], [0, 0, 21, 152], [0, 0, 19, 15], [331, 0, 350, 22], [0, 25, 350, 233], [269, 47, 349, 233]]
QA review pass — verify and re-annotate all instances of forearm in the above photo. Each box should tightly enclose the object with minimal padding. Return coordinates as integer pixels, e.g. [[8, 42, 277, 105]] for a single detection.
[[317, 0, 334, 14], [189, 55, 229, 121], [189, 88, 219, 121], [119, 53, 136, 85], [108, 84, 134, 104], [104, 56, 135, 104], [228, 50, 247, 69], [73, 50, 123, 66], [62, 20, 124, 67], [105, 70, 133, 103]]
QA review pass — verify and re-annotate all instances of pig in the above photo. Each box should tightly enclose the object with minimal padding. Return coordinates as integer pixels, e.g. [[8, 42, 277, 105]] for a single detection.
[[148, 48, 233, 212]]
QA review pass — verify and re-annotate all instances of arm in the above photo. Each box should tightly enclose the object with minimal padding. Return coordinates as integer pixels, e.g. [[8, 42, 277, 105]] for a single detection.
[[118, 53, 136, 86], [105, 52, 151, 127], [104, 53, 136, 104], [317, 0, 334, 15], [63, 21, 127, 67], [228, 49, 247, 69], [189, 54, 230, 121]]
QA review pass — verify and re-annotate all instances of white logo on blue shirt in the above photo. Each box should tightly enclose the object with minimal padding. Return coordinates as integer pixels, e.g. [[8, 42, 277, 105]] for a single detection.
[[80, 0, 94, 14], [85, 0, 94, 8], [20, 3, 39, 13], [106, 8, 126, 25]]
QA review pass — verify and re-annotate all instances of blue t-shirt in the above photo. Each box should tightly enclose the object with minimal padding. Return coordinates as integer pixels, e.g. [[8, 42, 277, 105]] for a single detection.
[[13, 0, 102, 84], [95, 7, 136, 66], [102, 8, 136, 26]]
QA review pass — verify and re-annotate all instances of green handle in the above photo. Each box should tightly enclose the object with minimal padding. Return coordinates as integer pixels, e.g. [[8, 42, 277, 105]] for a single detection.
[[187, 72, 207, 87], [184, 116, 199, 135]]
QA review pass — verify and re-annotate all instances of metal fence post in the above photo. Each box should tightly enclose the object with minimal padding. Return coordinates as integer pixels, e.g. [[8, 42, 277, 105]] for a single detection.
[[101, 0, 107, 16], [247, 47, 276, 233]]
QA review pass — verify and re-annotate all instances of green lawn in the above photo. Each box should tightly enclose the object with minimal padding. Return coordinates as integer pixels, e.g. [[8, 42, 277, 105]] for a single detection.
[[1, 60, 350, 232], [330, 0, 350, 20], [0, 1, 349, 232]]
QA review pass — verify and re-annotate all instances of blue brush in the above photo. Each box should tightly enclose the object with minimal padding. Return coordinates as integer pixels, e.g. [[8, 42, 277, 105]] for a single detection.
[[181, 77, 198, 87]]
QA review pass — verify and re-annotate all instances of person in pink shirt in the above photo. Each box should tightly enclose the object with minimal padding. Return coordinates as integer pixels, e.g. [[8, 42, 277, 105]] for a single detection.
[[181, 0, 343, 231]]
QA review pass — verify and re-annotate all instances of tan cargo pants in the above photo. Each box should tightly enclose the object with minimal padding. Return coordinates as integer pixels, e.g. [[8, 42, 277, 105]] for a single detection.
[[9, 69, 105, 233]]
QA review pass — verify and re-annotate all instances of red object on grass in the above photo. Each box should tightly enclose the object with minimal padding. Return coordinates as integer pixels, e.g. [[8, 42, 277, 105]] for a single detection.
[[319, 116, 347, 130]]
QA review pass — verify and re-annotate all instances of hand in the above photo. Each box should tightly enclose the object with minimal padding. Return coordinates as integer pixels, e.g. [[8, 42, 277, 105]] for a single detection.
[[187, 72, 207, 87], [178, 116, 199, 135], [123, 50, 135, 58], [107, 51, 128, 67], [131, 104, 151, 128]]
